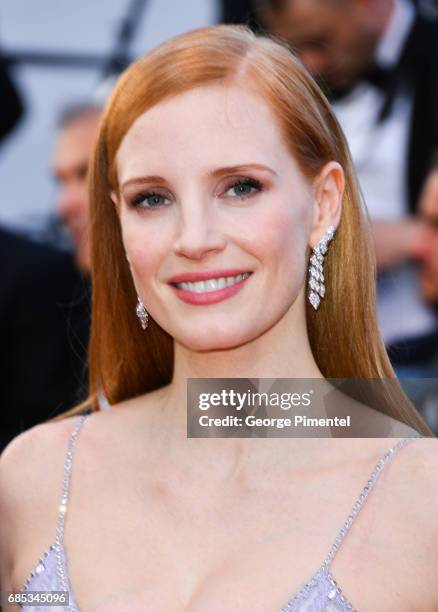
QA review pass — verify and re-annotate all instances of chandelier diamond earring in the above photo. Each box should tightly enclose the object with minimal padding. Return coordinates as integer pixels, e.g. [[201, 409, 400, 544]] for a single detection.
[[308, 224, 336, 310], [135, 297, 149, 330]]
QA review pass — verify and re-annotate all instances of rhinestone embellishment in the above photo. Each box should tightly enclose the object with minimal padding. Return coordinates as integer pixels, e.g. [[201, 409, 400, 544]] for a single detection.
[[328, 587, 337, 599], [279, 438, 417, 612], [309, 291, 320, 310], [308, 224, 335, 310], [136, 297, 149, 330]]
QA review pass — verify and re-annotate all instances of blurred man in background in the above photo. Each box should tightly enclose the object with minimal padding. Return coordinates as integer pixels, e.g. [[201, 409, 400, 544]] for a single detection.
[[0, 103, 100, 451], [52, 104, 101, 275], [48, 103, 103, 405], [261, 0, 401, 94], [259, 0, 438, 371]]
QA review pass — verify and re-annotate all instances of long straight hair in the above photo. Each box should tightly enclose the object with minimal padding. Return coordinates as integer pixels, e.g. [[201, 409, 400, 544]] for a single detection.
[[53, 24, 434, 436]]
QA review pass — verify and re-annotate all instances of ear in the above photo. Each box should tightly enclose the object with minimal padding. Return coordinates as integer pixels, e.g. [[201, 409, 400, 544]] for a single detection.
[[309, 161, 344, 248], [110, 189, 120, 213], [110, 189, 129, 262]]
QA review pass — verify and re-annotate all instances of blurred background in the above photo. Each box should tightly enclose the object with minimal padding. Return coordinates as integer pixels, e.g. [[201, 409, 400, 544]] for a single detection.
[[0, 0, 221, 232], [1, 0, 438, 449]]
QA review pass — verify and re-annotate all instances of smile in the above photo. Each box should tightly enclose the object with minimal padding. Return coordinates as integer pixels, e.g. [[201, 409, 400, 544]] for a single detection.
[[175, 272, 251, 292], [169, 271, 253, 305]]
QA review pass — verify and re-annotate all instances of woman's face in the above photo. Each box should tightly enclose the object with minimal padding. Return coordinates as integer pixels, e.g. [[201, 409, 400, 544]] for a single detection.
[[115, 84, 316, 351]]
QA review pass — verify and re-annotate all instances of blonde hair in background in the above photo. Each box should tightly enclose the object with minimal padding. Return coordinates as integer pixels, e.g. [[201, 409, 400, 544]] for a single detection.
[[51, 24, 434, 436]]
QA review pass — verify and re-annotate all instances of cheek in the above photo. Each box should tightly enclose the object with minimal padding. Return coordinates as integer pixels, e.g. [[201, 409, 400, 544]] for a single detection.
[[241, 196, 309, 275], [120, 214, 169, 284]]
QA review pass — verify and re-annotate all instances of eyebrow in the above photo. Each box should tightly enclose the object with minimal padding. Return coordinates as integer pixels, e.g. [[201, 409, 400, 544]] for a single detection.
[[120, 163, 278, 191]]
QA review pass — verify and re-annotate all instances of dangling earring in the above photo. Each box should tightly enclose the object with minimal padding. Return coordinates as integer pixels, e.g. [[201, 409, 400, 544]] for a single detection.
[[135, 296, 149, 330], [308, 224, 336, 310]]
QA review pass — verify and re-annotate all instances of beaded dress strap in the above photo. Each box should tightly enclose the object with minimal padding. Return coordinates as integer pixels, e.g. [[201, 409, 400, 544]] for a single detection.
[[321, 436, 419, 569], [54, 413, 90, 547]]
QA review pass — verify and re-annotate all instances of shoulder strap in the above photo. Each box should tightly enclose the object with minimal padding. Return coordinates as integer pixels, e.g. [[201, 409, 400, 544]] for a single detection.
[[322, 437, 420, 568], [54, 413, 90, 547]]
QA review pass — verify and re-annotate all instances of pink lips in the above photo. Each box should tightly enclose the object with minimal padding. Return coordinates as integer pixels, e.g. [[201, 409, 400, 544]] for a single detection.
[[168, 270, 253, 305]]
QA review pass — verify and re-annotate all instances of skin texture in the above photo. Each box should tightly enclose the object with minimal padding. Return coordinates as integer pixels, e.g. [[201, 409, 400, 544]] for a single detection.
[[2, 402, 438, 611], [415, 169, 438, 304], [262, 0, 393, 93], [52, 110, 100, 274], [115, 84, 343, 361], [2, 84, 438, 612]]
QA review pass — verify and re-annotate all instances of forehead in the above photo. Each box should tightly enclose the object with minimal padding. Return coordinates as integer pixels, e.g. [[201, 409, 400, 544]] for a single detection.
[[274, 0, 343, 39], [115, 84, 294, 183]]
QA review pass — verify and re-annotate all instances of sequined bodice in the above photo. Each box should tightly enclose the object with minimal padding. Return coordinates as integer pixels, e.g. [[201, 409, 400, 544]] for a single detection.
[[20, 414, 419, 611]]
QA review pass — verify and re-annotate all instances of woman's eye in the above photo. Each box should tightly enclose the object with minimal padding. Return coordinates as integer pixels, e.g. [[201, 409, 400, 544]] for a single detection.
[[131, 191, 171, 209], [223, 178, 263, 199]]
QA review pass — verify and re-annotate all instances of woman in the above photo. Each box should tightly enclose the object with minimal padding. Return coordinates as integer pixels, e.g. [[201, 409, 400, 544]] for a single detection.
[[1, 25, 438, 611]]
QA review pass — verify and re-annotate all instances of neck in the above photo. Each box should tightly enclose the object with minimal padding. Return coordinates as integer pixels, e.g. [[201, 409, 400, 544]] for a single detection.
[[163, 290, 324, 428], [134, 295, 371, 478]]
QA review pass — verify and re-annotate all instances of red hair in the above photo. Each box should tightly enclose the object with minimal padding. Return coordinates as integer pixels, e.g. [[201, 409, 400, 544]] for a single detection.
[[52, 25, 433, 436]]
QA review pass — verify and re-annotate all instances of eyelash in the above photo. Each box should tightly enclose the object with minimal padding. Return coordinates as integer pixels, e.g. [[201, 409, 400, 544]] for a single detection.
[[225, 177, 263, 199], [130, 191, 169, 209], [129, 177, 264, 210]]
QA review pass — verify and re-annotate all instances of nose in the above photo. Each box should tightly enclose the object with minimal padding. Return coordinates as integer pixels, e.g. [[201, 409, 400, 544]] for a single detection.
[[300, 50, 330, 77], [172, 204, 226, 260]]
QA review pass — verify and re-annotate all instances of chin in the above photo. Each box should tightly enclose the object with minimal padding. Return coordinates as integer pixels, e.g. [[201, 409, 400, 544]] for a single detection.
[[176, 327, 257, 353]]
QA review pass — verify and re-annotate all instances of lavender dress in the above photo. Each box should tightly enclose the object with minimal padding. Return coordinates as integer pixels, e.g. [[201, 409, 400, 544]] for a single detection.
[[19, 414, 419, 611]]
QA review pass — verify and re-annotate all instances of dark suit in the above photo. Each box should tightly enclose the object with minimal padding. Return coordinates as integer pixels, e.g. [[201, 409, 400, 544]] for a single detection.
[[0, 52, 24, 143], [0, 227, 90, 451]]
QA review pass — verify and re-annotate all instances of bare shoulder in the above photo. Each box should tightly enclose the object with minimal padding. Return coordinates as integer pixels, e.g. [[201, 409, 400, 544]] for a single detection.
[[0, 415, 86, 588], [398, 436, 438, 480], [401, 436, 438, 492], [0, 415, 84, 502], [387, 436, 438, 494], [391, 437, 438, 565]]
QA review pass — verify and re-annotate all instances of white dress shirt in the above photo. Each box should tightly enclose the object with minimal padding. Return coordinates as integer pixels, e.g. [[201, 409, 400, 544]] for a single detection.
[[332, 0, 438, 344]]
